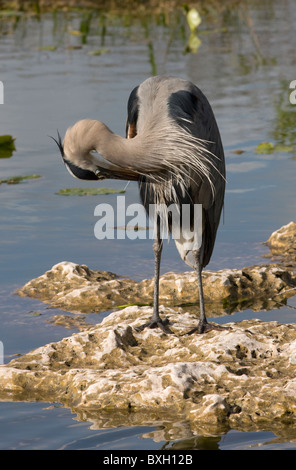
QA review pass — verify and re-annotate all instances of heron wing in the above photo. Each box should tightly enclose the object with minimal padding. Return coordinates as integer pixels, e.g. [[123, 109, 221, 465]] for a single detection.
[[189, 83, 225, 267], [165, 79, 225, 268]]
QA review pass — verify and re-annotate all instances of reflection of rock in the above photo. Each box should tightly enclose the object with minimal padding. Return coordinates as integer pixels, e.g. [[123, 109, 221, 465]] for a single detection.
[[0, 308, 296, 438], [47, 314, 91, 330], [16, 261, 296, 316], [265, 221, 296, 264]]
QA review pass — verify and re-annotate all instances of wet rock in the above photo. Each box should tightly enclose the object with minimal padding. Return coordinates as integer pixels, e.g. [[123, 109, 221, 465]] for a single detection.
[[265, 221, 296, 264], [5, 223, 296, 440], [16, 261, 296, 316], [0, 308, 296, 438]]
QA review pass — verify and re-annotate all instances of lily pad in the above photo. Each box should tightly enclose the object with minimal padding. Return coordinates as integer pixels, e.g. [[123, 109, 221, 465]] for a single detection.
[[255, 142, 275, 154], [0, 135, 16, 158], [0, 135, 14, 145], [255, 142, 294, 154], [56, 187, 125, 196], [0, 174, 41, 185]]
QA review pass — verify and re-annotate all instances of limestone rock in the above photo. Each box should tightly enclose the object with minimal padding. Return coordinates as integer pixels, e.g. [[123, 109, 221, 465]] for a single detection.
[[0, 307, 296, 439], [265, 221, 296, 264], [5, 223, 296, 441], [16, 261, 296, 316], [15, 223, 296, 315]]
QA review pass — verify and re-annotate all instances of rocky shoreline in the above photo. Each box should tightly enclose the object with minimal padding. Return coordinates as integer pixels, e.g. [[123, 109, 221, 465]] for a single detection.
[[0, 310, 296, 438], [0, 222, 295, 438]]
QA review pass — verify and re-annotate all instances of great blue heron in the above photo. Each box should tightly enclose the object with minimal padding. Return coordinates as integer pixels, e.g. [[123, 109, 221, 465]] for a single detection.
[[53, 75, 225, 334]]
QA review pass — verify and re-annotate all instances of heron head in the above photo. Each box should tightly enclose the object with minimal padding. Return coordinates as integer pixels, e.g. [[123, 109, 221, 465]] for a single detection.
[[51, 129, 101, 181]]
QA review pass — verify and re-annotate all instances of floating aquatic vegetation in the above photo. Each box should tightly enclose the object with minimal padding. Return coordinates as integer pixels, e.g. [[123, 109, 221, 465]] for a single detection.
[[232, 149, 245, 155], [116, 303, 150, 309], [0, 174, 41, 185], [255, 142, 294, 154], [0, 135, 15, 146], [37, 45, 57, 51], [0, 135, 16, 158], [87, 48, 110, 55], [68, 29, 83, 36], [56, 187, 125, 196]]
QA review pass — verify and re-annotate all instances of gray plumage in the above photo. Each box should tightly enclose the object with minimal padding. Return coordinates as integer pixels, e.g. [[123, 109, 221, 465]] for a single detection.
[[54, 75, 226, 334]]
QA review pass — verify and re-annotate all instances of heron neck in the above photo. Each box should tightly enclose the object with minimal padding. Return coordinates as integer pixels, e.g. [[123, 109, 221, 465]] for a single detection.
[[95, 121, 145, 169], [64, 118, 161, 175]]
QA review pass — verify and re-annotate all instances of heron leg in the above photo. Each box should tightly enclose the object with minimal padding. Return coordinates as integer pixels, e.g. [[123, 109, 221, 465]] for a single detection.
[[194, 249, 208, 334], [185, 249, 229, 335], [135, 215, 173, 334]]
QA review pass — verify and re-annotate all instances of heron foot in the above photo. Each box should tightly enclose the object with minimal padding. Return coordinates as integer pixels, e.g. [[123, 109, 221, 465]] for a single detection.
[[135, 317, 173, 334], [185, 321, 232, 335]]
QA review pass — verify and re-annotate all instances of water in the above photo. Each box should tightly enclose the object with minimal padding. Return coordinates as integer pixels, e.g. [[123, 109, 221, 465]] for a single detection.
[[0, 0, 296, 450]]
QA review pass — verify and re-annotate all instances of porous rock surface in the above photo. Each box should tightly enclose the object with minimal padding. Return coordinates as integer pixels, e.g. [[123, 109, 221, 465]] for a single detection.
[[2, 223, 296, 439], [265, 221, 296, 264], [16, 261, 296, 316], [16, 221, 296, 316], [0, 307, 296, 437]]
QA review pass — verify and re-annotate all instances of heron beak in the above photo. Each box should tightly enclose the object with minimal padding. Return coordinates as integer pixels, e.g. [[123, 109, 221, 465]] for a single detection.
[[92, 163, 139, 181], [63, 159, 101, 181], [95, 169, 107, 180]]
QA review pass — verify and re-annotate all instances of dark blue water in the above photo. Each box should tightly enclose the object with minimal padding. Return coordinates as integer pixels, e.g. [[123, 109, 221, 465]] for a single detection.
[[0, 1, 296, 449]]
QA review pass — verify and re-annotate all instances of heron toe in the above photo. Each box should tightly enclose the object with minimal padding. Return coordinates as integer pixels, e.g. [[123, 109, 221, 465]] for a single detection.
[[185, 321, 232, 335], [135, 317, 173, 334]]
